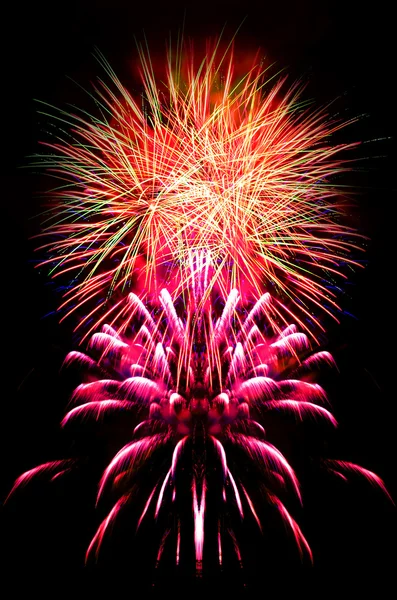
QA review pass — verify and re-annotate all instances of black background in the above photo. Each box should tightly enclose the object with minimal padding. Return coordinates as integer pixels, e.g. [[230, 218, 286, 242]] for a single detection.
[[1, 1, 396, 596]]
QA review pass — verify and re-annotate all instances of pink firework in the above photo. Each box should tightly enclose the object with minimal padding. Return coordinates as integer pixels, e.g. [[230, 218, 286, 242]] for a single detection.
[[8, 254, 390, 575]]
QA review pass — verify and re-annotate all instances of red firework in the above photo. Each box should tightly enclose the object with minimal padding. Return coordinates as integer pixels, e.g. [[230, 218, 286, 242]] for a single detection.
[[34, 39, 362, 340]]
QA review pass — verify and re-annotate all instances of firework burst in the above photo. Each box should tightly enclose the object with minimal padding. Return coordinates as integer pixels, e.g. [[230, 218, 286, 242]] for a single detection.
[[7, 37, 392, 582], [8, 254, 390, 575], [35, 39, 362, 339]]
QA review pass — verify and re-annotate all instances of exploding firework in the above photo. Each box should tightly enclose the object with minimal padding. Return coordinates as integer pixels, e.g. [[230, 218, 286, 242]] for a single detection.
[[6, 37, 392, 583], [34, 39, 362, 339], [8, 254, 390, 576]]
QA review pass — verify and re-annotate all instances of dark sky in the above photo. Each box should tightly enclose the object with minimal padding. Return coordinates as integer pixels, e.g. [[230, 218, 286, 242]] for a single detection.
[[1, 1, 396, 596]]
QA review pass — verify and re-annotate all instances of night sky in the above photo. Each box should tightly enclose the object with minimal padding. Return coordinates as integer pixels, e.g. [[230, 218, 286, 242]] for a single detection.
[[1, 1, 396, 596]]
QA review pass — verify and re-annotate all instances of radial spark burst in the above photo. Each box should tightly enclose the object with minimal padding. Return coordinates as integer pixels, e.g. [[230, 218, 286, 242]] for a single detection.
[[8, 38, 391, 581], [35, 39, 362, 338], [8, 255, 390, 575]]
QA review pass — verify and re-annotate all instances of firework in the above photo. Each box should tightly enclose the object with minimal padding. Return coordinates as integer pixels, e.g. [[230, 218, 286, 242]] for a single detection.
[[8, 254, 390, 575], [7, 37, 391, 581], [34, 39, 362, 339]]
